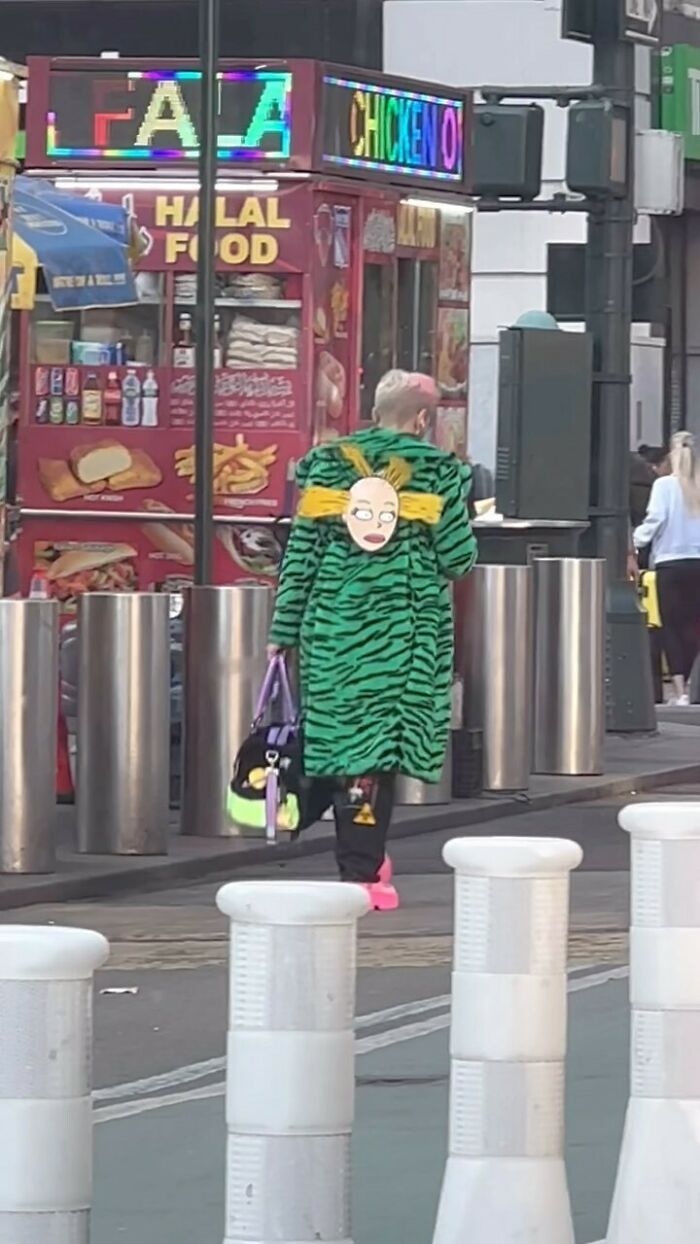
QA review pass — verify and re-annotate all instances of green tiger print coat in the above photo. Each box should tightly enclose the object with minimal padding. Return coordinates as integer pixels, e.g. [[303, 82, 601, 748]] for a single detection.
[[269, 428, 477, 782]]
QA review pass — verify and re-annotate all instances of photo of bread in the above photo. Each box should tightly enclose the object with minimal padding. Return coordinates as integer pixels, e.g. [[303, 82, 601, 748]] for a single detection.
[[36, 542, 138, 604], [108, 450, 163, 492], [71, 441, 131, 485], [38, 440, 162, 503], [140, 499, 195, 566], [38, 459, 102, 503], [174, 436, 277, 497]]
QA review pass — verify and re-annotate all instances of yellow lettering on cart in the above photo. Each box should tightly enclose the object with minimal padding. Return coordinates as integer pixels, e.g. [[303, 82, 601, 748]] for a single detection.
[[165, 232, 191, 263], [250, 234, 279, 264], [218, 233, 248, 265], [236, 197, 266, 228], [266, 198, 291, 229], [155, 195, 185, 227]]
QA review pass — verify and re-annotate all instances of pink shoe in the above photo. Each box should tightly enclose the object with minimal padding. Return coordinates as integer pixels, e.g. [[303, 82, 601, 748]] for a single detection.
[[362, 879, 400, 912], [378, 855, 393, 884]]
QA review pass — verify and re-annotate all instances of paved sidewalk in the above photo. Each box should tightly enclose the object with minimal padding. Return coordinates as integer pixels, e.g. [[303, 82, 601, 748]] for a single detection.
[[1, 720, 698, 911]]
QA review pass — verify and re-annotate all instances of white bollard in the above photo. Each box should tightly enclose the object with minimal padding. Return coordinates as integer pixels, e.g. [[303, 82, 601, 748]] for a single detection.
[[216, 880, 369, 1244], [432, 836, 582, 1244], [0, 925, 109, 1242], [607, 803, 700, 1244]]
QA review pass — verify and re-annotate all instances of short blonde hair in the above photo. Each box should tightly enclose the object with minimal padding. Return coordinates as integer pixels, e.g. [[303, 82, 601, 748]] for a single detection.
[[373, 370, 440, 428]]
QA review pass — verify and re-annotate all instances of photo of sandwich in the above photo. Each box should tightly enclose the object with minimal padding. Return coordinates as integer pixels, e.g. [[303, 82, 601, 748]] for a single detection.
[[36, 542, 138, 604], [216, 524, 283, 577], [38, 441, 162, 503], [140, 499, 195, 566]]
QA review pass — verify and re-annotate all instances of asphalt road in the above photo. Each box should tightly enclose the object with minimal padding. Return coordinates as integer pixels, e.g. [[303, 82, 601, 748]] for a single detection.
[[3, 793, 676, 1242]]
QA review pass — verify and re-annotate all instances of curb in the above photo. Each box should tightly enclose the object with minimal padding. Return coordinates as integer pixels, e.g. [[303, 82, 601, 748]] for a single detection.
[[1, 761, 698, 912]]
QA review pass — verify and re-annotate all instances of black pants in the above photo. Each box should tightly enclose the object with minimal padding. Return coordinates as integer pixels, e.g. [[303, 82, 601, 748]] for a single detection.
[[656, 560, 700, 679], [304, 773, 395, 883]]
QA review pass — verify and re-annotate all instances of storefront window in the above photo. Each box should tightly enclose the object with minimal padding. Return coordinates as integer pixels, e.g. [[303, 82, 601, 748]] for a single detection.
[[397, 258, 438, 376], [360, 262, 395, 421], [30, 272, 165, 366], [172, 272, 301, 370]]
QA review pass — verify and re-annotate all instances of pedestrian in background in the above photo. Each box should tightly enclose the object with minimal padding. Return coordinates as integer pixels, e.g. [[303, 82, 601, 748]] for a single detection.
[[634, 431, 700, 705], [267, 370, 477, 909]]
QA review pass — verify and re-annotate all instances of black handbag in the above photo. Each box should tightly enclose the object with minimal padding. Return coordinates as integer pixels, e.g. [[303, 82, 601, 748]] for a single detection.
[[227, 656, 303, 841]]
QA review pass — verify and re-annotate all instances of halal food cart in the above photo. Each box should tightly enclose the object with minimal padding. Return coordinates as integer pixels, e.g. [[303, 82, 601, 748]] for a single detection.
[[18, 56, 473, 601]]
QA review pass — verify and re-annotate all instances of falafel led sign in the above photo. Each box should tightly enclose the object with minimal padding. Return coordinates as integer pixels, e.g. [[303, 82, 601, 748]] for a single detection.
[[322, 74, 464, 183]]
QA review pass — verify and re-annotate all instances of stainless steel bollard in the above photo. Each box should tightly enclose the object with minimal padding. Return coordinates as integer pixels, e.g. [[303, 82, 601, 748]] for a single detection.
[[181, 584, 274, 838], [461, 565, 533, 792], [533, 558, 605, 776], [77, 593, 170, 855], [0, 599, 59, 874], [395, 678, 458, 805]]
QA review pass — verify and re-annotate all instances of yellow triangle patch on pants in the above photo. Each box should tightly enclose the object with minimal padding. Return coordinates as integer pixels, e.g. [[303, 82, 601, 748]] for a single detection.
[[353, 802, 376, 826]]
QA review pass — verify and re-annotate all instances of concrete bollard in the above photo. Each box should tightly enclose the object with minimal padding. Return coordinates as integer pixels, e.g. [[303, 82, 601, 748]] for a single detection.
[[432, 837, 582, 1244], [607, 803, 700, 1244], [0, 925, 109, 1242], [216, 881, 369, 1244]]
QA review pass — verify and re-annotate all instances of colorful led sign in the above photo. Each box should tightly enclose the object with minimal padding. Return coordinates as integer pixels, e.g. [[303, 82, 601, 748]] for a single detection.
[[322, 75, 464, 183], [44, 68, 293, 163]]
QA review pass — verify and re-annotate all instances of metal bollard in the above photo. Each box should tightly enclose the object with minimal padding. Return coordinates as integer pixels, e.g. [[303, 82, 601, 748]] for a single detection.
[[0, 599, 59, 874], [0, 925, 109, 1241], [607, 803, 700, 1244], [182, 584, 273, 838], [533, 558, 605, 776], [77, 593, 171, 855], [216, 881, 369, 1244], [460, 564, 533, 792], [432, 836, 582, 1244]]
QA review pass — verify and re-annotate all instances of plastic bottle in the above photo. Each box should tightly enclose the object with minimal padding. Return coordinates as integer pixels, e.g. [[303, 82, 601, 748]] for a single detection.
[[141, 369, 159, 427], [81, 372, 103, 424], [104, 370, 122, 426], [121, 368, 141, 427], [28, 568, 50, 599]]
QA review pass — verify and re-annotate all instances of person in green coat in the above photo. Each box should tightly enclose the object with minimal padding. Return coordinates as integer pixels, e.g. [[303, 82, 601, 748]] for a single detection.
[[268, 370, 477, 906]]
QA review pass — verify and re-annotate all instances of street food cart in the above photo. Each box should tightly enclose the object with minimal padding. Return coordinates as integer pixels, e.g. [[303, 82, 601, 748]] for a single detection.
[[17, 57, 474, 601]]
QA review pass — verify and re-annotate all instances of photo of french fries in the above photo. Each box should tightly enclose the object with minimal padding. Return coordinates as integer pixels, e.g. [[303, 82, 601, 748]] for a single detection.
[[174, 435, 277, 496]]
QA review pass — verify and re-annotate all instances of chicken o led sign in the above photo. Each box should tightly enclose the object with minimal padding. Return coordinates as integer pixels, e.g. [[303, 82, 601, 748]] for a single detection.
[[322, 75, 464, 183]]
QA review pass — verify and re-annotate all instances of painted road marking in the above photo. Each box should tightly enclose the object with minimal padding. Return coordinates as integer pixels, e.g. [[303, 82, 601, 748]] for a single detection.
[[94, 964, 629, 1125], [93, 993, 454, 1106]]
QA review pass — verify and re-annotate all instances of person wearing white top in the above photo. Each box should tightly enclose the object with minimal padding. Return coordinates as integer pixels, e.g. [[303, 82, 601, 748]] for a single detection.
[[634, 431, 700, 705]]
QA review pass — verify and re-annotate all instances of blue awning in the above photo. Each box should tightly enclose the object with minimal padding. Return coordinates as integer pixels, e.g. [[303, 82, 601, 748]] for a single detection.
[[12, 177, 137, 311]]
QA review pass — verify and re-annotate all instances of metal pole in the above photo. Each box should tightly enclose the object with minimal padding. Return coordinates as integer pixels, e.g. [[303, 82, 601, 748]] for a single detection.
[[76, 593, 171, 856], [0, 599, 58, 875], [194, 0, 219, 585], [585, 32, 656, 732]]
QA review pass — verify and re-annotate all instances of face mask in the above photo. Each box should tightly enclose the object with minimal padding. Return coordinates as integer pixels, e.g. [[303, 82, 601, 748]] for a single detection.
[[344, 476, 399, 551]]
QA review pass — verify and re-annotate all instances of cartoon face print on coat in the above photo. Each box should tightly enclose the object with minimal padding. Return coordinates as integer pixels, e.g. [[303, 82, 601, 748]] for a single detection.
[[344, 475, 399, 551]]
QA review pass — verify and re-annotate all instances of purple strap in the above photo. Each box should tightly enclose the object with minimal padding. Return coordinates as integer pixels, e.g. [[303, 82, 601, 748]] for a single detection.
[[265, 769, 278, 842], [254, 655, 297, 725]]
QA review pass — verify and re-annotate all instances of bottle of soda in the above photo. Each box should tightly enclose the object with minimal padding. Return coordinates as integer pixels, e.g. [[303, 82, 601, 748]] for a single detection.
[[104, 370, 122, 426]]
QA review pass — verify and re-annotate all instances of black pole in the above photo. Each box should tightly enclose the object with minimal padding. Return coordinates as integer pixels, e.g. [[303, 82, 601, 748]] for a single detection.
[[194, 0, 219, 585], [585, 31, 655, 731]]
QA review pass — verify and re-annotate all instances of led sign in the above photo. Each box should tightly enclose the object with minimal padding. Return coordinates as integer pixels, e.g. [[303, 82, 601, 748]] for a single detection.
[[322, 75, 464, 183], [44, 68, 293, 163]]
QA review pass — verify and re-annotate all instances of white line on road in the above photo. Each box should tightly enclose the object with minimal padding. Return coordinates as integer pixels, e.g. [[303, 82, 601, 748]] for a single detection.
[[94, 992, 453, 1106], [94, 964, 628, 1125]]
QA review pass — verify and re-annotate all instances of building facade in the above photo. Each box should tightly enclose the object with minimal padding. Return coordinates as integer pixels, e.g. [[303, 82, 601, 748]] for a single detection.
[[384, 0, 664, 468]]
